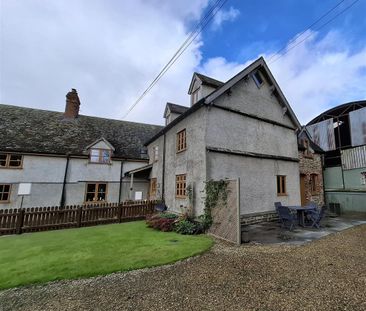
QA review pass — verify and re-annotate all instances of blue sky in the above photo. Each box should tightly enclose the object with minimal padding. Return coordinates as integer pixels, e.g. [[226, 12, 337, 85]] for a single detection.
[[1, 0, 365, 125], [201, 0, 366, 61]]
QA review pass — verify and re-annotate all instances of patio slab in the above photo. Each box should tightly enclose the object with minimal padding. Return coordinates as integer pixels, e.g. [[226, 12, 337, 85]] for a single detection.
[[241, 213, 366, 245]]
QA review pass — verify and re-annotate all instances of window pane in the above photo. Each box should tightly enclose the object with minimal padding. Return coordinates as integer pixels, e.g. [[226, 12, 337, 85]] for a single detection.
[[90, 149, 100, 162], [87, 184, 96, 193], [281, 177, 286, 194], [0, 154, 7, 167], [0, 184, 10, 201], [9, 155, 22, 167], [101, 150, 110, 163], [86, 192, 95, 201], [97, 184, 107, 201], [277, 176, 281, 194]]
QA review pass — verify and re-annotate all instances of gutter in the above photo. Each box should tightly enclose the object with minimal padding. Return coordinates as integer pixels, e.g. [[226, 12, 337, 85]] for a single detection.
[[118, 160, 124, 203]]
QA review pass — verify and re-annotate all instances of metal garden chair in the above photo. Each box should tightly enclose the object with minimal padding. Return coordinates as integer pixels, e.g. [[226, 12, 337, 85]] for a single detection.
[[277, 205, 298, 231], [307, 206, 326, 229]]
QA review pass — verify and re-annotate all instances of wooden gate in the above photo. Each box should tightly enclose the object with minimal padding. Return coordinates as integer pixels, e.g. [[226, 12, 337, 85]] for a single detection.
[[208, 179, 240, 244]]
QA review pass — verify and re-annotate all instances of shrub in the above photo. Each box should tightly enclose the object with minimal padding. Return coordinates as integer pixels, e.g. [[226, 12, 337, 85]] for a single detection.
[[146, 213, 177, 232], [174, 219, 204, 235]]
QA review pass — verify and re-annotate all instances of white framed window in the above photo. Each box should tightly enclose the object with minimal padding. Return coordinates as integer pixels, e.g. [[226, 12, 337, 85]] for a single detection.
[[252, 71, 264, 88]]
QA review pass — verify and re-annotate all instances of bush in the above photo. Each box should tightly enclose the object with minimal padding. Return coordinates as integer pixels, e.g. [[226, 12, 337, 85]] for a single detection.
[[146, 213, 177, 232], [174, 219, 204, 235]]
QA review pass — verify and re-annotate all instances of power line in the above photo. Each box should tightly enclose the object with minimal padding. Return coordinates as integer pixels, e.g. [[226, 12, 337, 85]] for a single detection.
[[269, 0, 360, 64], [267, 0, 346, 63], [122, 0, 229, 119]]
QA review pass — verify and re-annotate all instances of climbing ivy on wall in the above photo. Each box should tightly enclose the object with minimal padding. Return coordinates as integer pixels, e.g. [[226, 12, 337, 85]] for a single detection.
[[201, 179, 229, 229]]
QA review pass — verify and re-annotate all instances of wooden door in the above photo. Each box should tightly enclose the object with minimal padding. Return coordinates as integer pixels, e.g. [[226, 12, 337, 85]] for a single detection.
[[300, 174, 307, 206]]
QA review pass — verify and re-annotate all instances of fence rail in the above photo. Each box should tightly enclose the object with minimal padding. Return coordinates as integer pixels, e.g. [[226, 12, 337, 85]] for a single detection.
[[0, 200, 159, 235]]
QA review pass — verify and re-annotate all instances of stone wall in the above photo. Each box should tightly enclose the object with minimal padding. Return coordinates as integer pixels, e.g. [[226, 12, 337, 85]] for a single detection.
[[299, 151, 324, 206], [240, 211, 278, 225]]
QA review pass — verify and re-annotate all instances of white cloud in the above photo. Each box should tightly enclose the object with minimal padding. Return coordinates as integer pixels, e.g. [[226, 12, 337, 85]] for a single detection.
[[197, 30, 366, 124], [0, 0, 209, 125], [1, 1, 365, 127], [211, 6, 240, 30]]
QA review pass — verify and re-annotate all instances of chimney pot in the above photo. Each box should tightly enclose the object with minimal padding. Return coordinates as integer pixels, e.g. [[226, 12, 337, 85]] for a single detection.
[[64, 88, 80, 118]]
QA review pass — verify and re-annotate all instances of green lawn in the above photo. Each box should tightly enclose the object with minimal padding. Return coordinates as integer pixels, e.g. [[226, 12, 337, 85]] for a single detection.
[[0, 221, 213, 289]]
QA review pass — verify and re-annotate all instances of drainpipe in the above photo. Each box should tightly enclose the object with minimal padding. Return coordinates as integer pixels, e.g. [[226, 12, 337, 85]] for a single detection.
[[60, 154, 70, 207], [162, 133, 166, 201], [118, 160, 124, 203], [129, 173, 134, 200]]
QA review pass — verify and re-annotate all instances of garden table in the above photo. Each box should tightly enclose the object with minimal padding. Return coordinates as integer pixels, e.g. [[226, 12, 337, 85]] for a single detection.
[[287, 206, 317, 227]]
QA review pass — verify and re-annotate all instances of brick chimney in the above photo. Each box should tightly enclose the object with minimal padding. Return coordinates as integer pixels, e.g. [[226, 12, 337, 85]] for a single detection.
[[64, 88, 80, 118]]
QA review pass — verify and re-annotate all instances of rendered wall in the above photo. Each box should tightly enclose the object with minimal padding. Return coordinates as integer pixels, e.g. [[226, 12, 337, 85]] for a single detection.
[[207, 153, 301, 215], [0, 154, 149, 209], [148, 107, 208, 215]]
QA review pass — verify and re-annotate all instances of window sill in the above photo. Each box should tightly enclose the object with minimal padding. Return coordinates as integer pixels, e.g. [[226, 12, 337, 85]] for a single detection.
[[175, 196, 187, 199], [277, 193, 288, 197], [0, 167, 23, 169], [0, 201, 10, 204], [176, 148, 187, 154], [88, 161, 112, 165]]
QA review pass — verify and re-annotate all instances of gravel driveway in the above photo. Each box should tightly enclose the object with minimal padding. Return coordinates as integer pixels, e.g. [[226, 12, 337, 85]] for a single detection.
[[1, 225, 365, 311]]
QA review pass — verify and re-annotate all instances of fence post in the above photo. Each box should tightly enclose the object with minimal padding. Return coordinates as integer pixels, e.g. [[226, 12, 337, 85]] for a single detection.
[[16, 208, 25, 235], [77, 205, 83, 227], [118, 204, 123, 223]]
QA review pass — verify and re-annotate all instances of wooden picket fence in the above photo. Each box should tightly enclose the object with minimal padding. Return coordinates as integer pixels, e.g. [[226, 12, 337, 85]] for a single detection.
[[0, 200, 159, 236]]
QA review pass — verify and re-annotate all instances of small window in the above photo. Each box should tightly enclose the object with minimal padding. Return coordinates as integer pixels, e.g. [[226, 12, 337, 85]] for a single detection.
[[252, 71, 263, 88], [150, 178, 157, 197], [176, 174, 187, 198], [0, 154, 23, 168], [89, 149, 111, 164], [0, 184, 11, 202], [176, 129, 187, 153], [85, 183, 107, 202], [310, 174, 318, 194], [276, 175, 286, 196], [191, 89, 199, 105], [153, 146, 159, 162]]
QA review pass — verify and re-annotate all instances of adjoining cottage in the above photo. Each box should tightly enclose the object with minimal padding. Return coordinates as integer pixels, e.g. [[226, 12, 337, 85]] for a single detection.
[[140, 57, 303, 219], [0, 89, 162, 208], [297, 128, 325, 207]]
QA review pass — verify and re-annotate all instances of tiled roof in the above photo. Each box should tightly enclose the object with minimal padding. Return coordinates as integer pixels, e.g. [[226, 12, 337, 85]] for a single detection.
[[195, 73, 224, 88], [0, 104, 163, 159], [166, 102, 189, 115]]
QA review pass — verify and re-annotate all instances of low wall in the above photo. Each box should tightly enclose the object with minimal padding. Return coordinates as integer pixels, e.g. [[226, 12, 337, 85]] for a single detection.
[[241, 211, 278, 225]]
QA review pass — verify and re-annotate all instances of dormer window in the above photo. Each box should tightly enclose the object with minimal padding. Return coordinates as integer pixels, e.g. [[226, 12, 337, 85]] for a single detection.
[[90, 149, 111, 164], [252, 71, 264, 88], [153, 146, 159, 162], [191, 89, 199, 105], [86, 138, 115, 164]]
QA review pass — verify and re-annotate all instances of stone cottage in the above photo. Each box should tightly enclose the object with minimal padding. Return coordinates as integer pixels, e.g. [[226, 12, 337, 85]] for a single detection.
[[142, 57, 302, 218], [297, 128, 324, 206]]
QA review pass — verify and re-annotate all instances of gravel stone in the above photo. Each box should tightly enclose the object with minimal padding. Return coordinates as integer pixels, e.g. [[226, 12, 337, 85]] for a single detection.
[[1, 225, 365, 311]]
